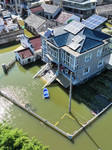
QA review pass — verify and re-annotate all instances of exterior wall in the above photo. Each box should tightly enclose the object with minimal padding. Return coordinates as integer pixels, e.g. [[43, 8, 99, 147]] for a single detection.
[[75, 43, 112, 84], [20, 36, 34, 52], [97, 0, 103, 5], [44, 7, 60, 19], [24, 22, 37, 35], [34, 10, 44, 16], [15, 52, 35, 65], [52, 0, 60, 6], [41, 37, 59, 63], [62, 1, 96, 18], [96, 11, 112, 19], [28, 9, 44, 16], [52, 7, 61, 18], [0, 28, 24, 45]]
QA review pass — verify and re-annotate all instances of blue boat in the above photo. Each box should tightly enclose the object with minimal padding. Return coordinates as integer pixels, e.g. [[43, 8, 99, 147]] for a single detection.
[[43, 88, 49, 99]]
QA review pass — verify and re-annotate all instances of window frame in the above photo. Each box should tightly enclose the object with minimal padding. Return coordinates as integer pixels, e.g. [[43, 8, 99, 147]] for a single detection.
[[97, 49, 102, 57], [85, 53, 92, 62], [98, 59, 103, 68], [83, 66, 90, 75]]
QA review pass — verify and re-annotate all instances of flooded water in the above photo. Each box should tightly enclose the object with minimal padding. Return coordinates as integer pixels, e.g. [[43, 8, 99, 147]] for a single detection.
[[0, 39, 112, 149]]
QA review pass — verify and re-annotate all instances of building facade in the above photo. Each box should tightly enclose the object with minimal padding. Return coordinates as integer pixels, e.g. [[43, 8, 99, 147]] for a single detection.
[[40, 21, 112, 86], [62, 0, 97, 19]]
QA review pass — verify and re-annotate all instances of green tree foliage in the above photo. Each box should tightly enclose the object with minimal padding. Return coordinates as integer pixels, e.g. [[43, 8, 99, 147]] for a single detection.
[[0, 123, 49, 150]]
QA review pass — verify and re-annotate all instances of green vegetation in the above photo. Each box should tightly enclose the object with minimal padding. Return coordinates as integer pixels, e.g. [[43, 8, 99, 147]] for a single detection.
[[0, 123, 49, 150]]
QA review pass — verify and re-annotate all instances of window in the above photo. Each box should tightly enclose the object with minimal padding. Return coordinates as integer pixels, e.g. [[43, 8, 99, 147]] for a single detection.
[[98, 60, 103, 67], [61, 50, 74, 70], [83, 66, 90, 75], [46, 15, 48, 19], [97, 49, 102, 57], [85, 53, 92, 62]]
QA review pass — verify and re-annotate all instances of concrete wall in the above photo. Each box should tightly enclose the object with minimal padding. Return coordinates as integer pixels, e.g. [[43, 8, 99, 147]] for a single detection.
[[0, 29, 24, 45], [76, 44, 106, 84]]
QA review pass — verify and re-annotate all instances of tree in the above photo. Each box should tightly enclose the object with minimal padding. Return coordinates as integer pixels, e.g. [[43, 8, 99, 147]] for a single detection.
[[0, 123, 49, 150]]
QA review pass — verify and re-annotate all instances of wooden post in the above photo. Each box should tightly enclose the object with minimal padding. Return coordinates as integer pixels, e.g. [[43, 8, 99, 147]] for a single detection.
[[69, 72, 72, 113]]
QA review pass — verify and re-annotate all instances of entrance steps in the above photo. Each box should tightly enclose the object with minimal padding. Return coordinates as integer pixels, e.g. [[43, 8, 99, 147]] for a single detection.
[[33, 63, 49, 78], [43, 74, 57, 88]]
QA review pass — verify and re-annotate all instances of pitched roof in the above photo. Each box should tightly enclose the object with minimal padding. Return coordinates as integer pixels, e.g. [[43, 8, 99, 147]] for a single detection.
[[52, 33, 69, 47], [24, 14, 46, 29], [18, 48, 33, 59], [55, 11, 73, 24], [47, 22, 111, 54], [41, 3, 60, 14], [30, 6, 44, 13], [29, 36, 41, 51], [83, 28, 110, 41], [80, 37, 103, 53], [77, 28, 111, 53]]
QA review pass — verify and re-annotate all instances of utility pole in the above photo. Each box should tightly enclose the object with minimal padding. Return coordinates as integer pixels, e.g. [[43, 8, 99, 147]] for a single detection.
[[69, 72, 72, 113]]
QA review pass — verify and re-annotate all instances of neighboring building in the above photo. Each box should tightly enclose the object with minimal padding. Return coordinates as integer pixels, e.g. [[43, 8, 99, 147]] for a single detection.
[[96, 4, 112, 19], [40, 21, 112, 87], [15, 48, 35, 65], [29, 6, 44, 16], [54, 11, 80, 24], [15, 35, 42, 65], [0, 14, 24, 45], [0, 0, 28, 15], [52, 0, 62, 6], [24, 13, 59, 35], [41, 3, 61, 19], [2, 10, 11, 19], [97, 0, 112, 5], [0, 18, 4, 31], [62, 0, 97, 19], [19, 34, 41, 52]]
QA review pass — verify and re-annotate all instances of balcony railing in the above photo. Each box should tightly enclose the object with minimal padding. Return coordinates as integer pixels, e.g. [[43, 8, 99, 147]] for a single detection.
[[101, 49, 112, 57], [62, 1, 96, 10]]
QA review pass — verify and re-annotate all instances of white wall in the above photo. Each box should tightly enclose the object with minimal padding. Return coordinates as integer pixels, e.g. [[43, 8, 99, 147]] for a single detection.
[[20, 36, 34, 53], [15, 51, 35, 65]]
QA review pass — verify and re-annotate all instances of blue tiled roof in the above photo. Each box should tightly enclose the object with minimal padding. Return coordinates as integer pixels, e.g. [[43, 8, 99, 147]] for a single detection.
[[80, 37, 103, 53], [83, 28, 111, 41], [78, 28, 111, 53], [52, 33, 69, 47]]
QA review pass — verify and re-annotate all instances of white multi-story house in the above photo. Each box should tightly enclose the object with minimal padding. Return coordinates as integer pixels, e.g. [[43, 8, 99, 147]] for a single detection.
[[39, 21, 112, 87], [62, 0, 97, 19]]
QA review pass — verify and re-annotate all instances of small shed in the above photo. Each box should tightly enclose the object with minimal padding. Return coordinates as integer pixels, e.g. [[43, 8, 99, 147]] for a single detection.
[[15, 48, 35, 65], [41, 3, 61, 20]]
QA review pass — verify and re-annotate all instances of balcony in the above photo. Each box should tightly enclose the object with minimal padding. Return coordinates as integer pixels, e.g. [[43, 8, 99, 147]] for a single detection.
[[62, 1, 96, 10], [101, 48, 112, 57]]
